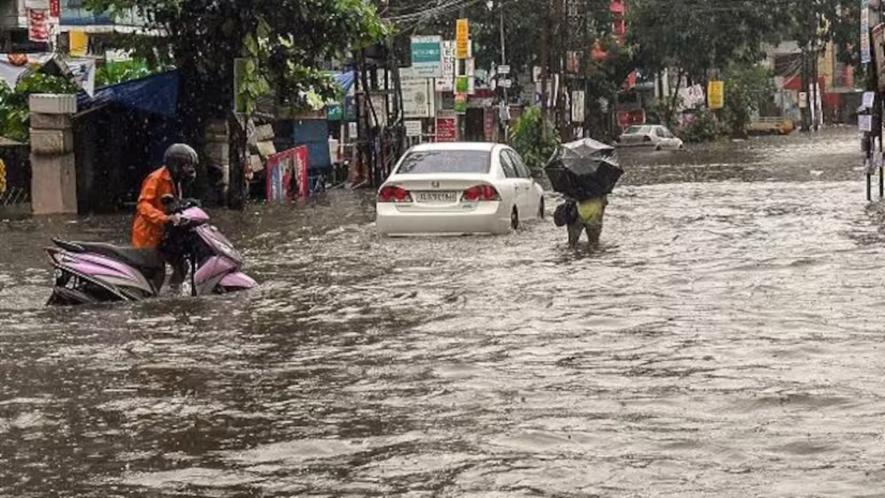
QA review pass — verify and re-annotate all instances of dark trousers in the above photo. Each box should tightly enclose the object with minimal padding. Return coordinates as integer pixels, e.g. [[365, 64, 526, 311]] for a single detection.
[[568, 222, 603, 246]]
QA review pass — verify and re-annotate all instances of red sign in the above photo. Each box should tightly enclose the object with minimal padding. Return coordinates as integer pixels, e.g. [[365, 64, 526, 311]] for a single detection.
[[28, 9, 49, 43], [435, 115, 457, 142], [617, 109, 646, 129], [49, 0, 60, 18]]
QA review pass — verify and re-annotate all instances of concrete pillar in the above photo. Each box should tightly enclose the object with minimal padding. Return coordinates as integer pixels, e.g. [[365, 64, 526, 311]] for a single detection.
[[29, 94, 78, 215]]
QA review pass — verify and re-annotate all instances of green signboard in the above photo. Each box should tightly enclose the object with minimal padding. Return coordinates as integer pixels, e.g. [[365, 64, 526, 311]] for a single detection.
[[411, 35, 442, 77]]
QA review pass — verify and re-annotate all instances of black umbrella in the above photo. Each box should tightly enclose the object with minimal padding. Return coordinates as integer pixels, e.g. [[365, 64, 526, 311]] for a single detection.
[[545, 139, 624, 201]]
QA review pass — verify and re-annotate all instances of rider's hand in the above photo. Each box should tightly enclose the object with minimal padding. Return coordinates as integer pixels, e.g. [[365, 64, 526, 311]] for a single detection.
[[167, 214, 183, 227]]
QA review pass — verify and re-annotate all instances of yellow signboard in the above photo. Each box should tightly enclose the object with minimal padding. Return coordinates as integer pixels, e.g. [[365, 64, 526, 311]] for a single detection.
[[69, 30, 88, 57], [708, 80, 724, 110], [456, 19, 469, 59]]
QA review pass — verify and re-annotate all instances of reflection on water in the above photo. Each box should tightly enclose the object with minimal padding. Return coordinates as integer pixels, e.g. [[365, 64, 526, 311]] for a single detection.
[[3, 129, 885, 496]]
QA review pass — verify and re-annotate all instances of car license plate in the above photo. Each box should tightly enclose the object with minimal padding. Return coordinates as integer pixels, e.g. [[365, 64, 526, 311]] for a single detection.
[[417, 191, 457, 203]]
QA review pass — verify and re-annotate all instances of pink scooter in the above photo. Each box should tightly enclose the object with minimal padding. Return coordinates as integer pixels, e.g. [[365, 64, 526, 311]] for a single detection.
[[46, 199, 256, 306]]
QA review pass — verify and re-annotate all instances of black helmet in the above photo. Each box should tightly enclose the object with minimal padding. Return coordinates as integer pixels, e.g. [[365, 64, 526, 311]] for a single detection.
[[164, 143, 198, 183]]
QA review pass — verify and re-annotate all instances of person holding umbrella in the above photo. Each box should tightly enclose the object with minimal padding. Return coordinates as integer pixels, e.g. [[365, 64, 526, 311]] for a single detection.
[[547, 138, 623, 248], [568, 196, 608, 246]]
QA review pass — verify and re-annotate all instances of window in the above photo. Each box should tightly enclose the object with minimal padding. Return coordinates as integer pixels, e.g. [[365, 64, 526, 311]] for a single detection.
[[397, 150, 491, 175], [508, 151, 532, 178], [499, 151, 518, 178]]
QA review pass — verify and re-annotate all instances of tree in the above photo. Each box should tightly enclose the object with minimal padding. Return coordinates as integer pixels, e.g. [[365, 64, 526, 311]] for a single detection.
[[84, 0, 387, 139], [722, 63, 776, 137], [630, 0, 783, 124]]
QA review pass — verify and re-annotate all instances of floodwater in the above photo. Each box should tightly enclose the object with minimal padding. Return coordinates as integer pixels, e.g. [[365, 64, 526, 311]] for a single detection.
[[2, 128, 883, 496]]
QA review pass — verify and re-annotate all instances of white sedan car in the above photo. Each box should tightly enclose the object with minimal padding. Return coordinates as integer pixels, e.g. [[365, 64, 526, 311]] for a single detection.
[[618, 125, 684, 150], [376, 143, 545, 236]]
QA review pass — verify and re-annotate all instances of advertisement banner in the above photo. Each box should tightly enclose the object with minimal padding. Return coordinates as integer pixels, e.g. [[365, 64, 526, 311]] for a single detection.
[[266, 146, 310, 201], [436, 113, 457, 142], [294, 146, 309, 198], [411, 35, 442, 77], [49, 0, 60, 18], [399, 67, 434, 118], [456, 19, 469, 59], [571, 90, 585, 123], [28, 9, 49, 43], [436, 41, 455, 92], [707, 80, 725, 110], [405, 120, 423, 137]]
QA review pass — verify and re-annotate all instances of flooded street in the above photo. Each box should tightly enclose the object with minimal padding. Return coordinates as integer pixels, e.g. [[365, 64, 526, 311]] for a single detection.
[[3, 128, 885, 496]]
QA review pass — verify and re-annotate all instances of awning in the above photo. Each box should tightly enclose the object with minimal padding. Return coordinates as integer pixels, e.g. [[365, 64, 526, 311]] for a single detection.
[[333, 71, 356, 93], [77, 70, 179, 117]]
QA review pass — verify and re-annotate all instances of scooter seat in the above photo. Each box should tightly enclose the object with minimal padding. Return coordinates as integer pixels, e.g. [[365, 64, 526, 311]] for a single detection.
[[56, 240, 165, 272]]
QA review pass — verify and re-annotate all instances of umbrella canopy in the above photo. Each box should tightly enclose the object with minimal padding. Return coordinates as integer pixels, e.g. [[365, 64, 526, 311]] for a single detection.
[[545, 140, 623, 201]]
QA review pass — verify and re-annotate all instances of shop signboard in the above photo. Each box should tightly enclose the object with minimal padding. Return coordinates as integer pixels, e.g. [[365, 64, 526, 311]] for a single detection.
[[405, 120, 423, 137], [436, 41, 456, 92], [571, 90, 585, 123], [456, 19, 469, 59], [411, 35, 442, 77], [436, 113, 458, 142], [400, 67, 434, 118], [28, 9, 49, 43]]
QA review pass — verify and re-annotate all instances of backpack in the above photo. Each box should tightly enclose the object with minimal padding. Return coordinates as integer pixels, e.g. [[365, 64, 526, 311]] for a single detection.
[[553, 200, 578, 227]]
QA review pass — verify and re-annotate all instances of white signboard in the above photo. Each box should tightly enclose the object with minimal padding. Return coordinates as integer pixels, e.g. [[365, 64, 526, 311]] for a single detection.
[[436, 41, 455, 92], [400, 67, 434, 118], [571, 90, 585, 123], [863, 91, 876, 109], [498, 65, 510, 75], [798, 91, 808, 109], [405, 120, 423, 137], [678, 84, 705, 110], [500, 79, 512, 89], [860, 114, 873, 132]]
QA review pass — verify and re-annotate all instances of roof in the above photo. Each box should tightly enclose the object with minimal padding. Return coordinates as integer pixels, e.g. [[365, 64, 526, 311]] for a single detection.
[[409, 142, 501, 152], [77, 70, 179, 117]]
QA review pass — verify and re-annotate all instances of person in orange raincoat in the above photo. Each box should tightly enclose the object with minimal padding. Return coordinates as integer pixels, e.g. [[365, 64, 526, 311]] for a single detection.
[[132, 144, 199, 292], [132, 144, 199, 248]]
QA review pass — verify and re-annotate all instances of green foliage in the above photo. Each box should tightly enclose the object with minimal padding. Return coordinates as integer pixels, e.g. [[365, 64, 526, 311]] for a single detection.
[[722, 63, 775, 137], [0, 73, 79, 143], [96, 59, 154, 87], [510, 106, 559, 173], [83, 0, 389, 119], [677, 108, 721, 143]]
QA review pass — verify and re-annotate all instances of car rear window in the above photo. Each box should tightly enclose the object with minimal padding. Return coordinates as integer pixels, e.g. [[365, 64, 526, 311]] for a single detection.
[[397, 150, 491, 174], [625, 126, 643, 134]]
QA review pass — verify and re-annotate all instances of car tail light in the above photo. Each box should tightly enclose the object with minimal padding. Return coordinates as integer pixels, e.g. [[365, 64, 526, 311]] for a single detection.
[[378, 185, 413, 203], [462, 185, 500, 202]]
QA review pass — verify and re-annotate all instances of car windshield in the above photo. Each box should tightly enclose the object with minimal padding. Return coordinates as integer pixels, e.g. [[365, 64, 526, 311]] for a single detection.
[[397, 150, 492, 175]]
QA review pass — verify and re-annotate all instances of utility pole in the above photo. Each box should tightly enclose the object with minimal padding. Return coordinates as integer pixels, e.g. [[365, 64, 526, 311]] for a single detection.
[[540, 0, 549, 119], [500, 6, 509, 141]]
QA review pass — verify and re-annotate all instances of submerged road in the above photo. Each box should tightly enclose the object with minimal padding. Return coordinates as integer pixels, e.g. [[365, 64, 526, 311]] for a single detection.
[[1, 128, 883, 496]]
